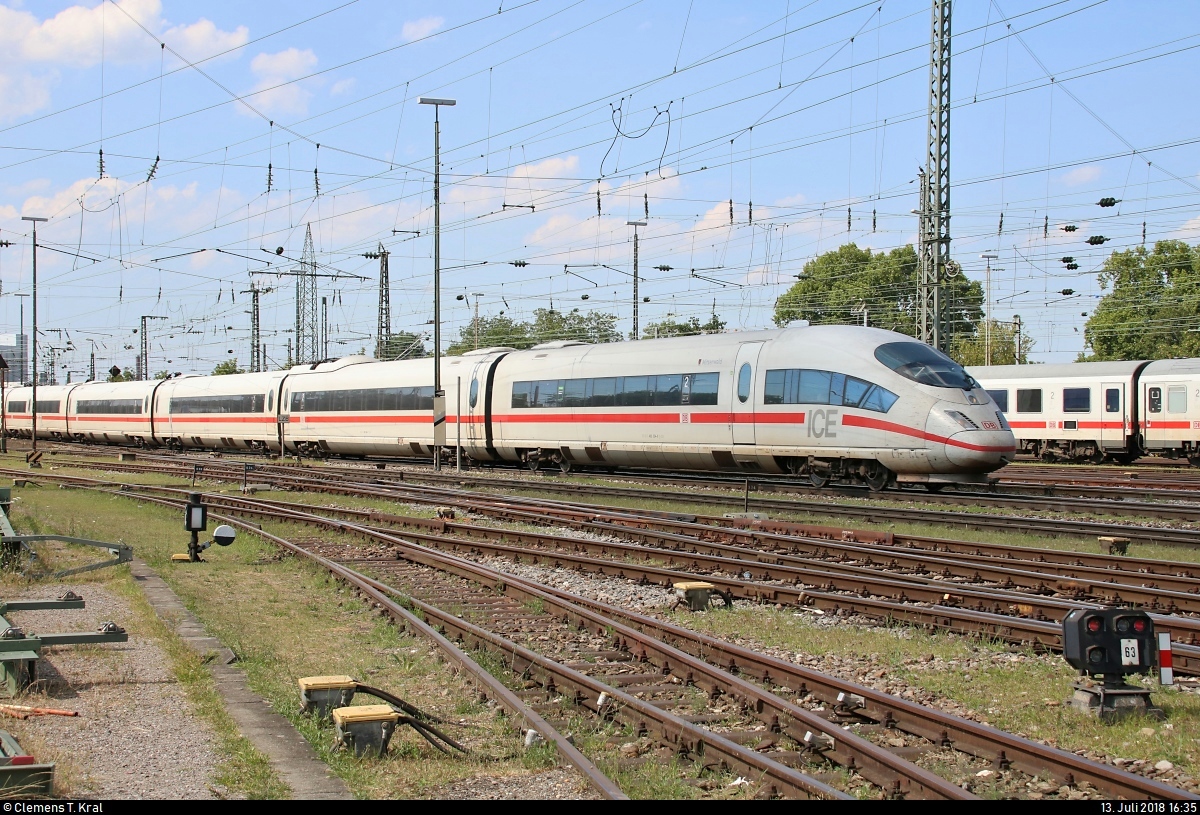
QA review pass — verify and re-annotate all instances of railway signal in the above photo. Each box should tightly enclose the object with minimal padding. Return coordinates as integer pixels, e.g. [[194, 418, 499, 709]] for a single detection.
[[175, 493, 236, 562], [1062, 608, 1164, 721]]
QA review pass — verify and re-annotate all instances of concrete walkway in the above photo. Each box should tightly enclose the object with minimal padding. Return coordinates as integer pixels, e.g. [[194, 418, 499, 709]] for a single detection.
[[130, 559, 351, 800]]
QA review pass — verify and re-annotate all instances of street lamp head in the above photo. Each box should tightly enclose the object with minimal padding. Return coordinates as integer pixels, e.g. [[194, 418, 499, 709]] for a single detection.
[[21, 216, 48, 223], [980, 253, 999, 260], [419, 97, 456, 106], [627, 220, 646, 227]]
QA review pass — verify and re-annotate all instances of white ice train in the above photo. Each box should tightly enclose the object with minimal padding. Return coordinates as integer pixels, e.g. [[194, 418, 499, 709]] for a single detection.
[[970, 359, 1200, 464], [3, 325, 1015, 489]]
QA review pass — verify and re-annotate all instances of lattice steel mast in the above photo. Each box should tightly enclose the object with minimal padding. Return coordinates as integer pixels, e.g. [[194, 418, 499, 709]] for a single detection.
[[918, 0, 951, 350], [365, 243, 392, 359], [295, 224, 318, 364]]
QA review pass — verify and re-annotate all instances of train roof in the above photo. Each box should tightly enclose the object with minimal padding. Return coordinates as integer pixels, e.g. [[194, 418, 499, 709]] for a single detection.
[[1141, 358, 1200, 375], [968, 360, 1148, 380]]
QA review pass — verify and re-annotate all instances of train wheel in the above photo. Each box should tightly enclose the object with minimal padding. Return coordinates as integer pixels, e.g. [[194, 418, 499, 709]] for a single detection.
[[865, 464, 891, 492], [526, 454, 540, 471], [809, 470, 829, 488], [1090, 449, 1106, 465], [926, 483, 945, 493], [557, 457, 572, 474]]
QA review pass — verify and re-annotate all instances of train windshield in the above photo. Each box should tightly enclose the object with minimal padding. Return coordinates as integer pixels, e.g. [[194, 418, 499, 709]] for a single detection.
[[873, 342, 977, 389]]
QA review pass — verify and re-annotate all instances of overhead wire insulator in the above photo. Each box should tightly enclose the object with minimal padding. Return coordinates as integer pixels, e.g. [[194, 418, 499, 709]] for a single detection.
[[1044, 215, 1049, 239], [1066, 263, 1080, 270], [146, 156, 159, 183], [729, 199, 733, 224], [510, 260, 528, 267], [997, 212, 1004, 235], [872, 209, 877, 232], [596, 182, 601, 216], [644, 192, 648, 219], [1061, 224, 1078, 232], [1086, 236, 1109, 245], [1142, 222, 1147, 246], [1060, 289, 1075, 296], [266, 163, 273, 194], [313, 167, 319, 197], [1061, 257, 1075, 264], [846, 207, 850, 232], [98, 148, 105, 179], [1098, 197, 1120, 207]]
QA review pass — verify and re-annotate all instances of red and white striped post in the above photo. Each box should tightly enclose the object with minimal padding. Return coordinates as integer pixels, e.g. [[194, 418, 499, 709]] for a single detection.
[[1158, 631, 1174, 686]]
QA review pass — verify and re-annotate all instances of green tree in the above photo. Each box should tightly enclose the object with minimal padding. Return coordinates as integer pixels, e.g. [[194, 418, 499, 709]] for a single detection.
[[447, 314, 531, 354], [445, 309, 621, 355], [212, 359, 245, 376], [1081, 240, 1200, 361], [153, 370, 171, 380], [529, 308, 621, 345], [773, 243, 982, 340], [642, 313, 726, 339], [948, 319, 1033, 366], [376, 331, 429, 360], [106, 367, 136, 382]]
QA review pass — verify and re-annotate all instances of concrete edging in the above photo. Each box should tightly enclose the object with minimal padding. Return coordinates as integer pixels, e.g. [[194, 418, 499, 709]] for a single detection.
[[130, 558, 351, 800]]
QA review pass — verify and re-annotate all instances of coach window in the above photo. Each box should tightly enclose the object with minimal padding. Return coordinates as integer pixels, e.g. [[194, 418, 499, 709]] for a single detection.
[[1148, 387, 1162, 414], [1016, 389, 1042, 413], [1104, 389, 1119, 413], [737, 364, 752, 403], [469, 379, 479, 408], [1063, 388, 1090, 413], [267, 391, 274, 412], [986, 390, 1009, 412], [1169, 385, 1187, 414], [590, 378, 618, 407], [655, 374, 683, 406]]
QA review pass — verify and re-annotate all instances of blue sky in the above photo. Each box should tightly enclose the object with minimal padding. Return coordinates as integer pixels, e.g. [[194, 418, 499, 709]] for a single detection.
[[1, 0, 1197, 377]]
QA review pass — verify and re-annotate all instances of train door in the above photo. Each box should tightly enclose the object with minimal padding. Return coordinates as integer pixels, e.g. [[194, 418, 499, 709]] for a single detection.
[[278, 386, 291, 453], [1143, 382, 1164, 451], [465, 358, 489, 450], [731, 342, 763, 446], [1101, 382, 1125, 450]]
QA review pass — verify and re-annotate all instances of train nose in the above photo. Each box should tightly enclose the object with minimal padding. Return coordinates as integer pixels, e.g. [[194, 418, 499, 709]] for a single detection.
[[932, 404, 1017, 470]]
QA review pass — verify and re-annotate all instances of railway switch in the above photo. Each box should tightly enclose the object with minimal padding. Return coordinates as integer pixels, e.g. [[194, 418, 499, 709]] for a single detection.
[[1062, 608, 1164, 721]]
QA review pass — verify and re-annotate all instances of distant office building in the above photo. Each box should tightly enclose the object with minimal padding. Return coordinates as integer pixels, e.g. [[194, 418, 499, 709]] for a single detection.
[[0, 334, 28, 385]]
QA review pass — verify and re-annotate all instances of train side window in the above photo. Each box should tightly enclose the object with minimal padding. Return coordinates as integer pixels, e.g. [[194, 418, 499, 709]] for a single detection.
[[1016, 389, 1042, 413], [844, 377, 871, 407], [690, 373, 719, 405], [654, 374, 682, 406], [511, 382, 530, 408], [764, 371, 785, 405], [1148, 387, 1162, 414], [827, 372, 846, 406], [798, 370, 830, 405], [469, 379, 479, 409], [1104, 389, 1119, 413], [1168, 385, 1186, 414], [590, 378, 618, 407], [986, 390, 1008, 412], [737, 364, 752, 403], [1063, 388, 1090, 413], [562, 379, 588, 407]]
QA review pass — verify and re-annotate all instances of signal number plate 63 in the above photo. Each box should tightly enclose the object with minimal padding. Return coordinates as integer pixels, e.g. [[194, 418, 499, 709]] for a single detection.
[[1120, 638, 1140, 666]]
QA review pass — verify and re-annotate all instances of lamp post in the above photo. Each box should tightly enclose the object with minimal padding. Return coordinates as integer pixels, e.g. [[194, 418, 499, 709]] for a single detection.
[[21, 216, 46, 455], [980, 253, 998, 365], [419, 96, 455, 471], [627, 220, 646, 339]]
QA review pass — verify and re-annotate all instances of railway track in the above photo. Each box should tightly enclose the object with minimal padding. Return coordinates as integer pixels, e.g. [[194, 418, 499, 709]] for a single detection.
[[23, 453, 1200, 548], [36, 474, 1198, 800], [12, 458, 1200, 667]]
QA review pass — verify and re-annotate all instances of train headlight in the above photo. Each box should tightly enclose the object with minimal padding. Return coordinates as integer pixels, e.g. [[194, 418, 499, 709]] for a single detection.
[[944, 410, 980, 430]]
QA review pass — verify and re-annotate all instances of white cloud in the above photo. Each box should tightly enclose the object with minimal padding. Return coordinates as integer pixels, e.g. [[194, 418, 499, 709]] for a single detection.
[[0, 1, 247, 119], [402, 16, 444, 42], [245, 48, 319, 116], [330, 77, 356, 97], [774, 192, 807, 208], [513, 155, 580, 178], [1060, 165, 1102, 187], [164, 18, 249, 62]]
